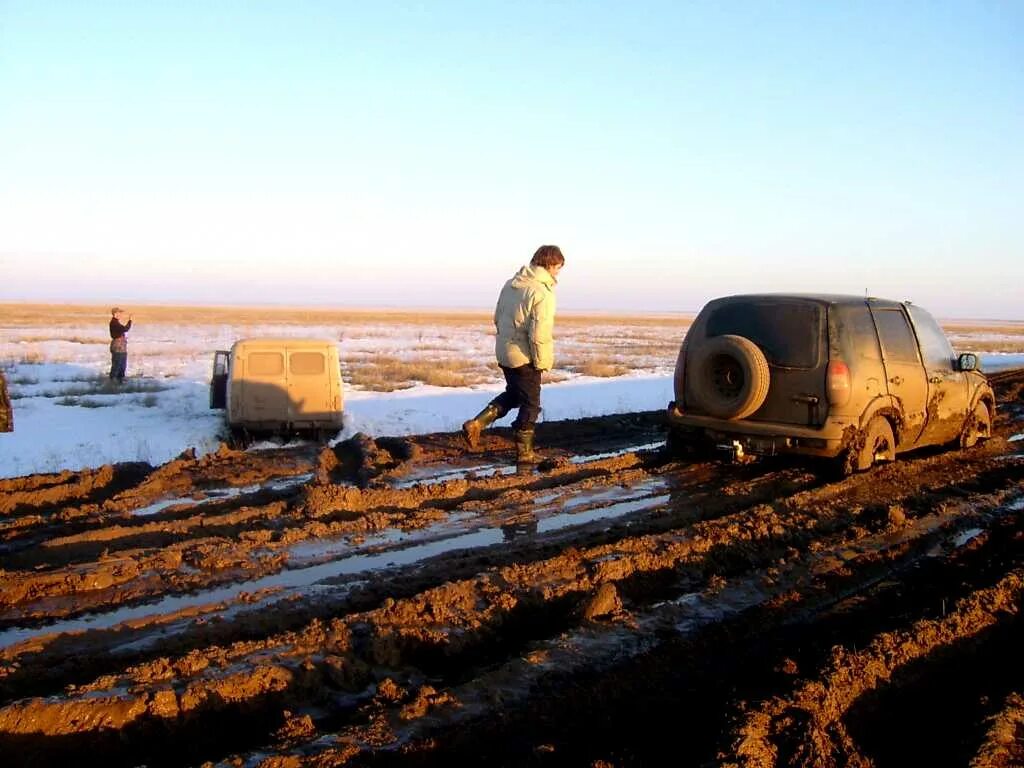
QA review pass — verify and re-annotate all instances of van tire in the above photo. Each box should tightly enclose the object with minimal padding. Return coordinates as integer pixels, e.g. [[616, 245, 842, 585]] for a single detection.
[[855, 416, 895, 471], [688, 335, 770, 420]]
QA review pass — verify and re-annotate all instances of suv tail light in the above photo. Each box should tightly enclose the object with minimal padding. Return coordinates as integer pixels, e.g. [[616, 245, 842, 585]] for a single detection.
[[826, 360, 851, 407]]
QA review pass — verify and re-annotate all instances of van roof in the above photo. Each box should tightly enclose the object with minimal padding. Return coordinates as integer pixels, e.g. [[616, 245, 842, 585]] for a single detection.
[[231, 337, 338, 351]]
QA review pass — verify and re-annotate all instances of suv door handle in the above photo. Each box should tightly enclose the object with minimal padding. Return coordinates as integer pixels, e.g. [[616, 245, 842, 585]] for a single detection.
[[888, 375, 904, 386]]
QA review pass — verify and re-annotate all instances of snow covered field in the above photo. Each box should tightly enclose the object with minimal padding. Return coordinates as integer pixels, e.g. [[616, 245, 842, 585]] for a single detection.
[[2, 304, 1022, 479]]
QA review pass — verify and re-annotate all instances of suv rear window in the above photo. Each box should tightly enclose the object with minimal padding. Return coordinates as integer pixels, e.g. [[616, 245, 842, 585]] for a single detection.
[[706, 301, 822, 368]]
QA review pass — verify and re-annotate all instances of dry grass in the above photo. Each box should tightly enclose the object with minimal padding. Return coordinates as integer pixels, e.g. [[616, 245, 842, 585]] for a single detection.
[[15, 377, 172, 400], [13, 334, 107, 345], [342, 356, 493, 391], [7, 350, 45, 365], [561, 356, 634, 378], [948, 339, 1024, 354], [0, 302, 694, 329], [941, 322, 1024, 334], [56, 396, 115, 408]]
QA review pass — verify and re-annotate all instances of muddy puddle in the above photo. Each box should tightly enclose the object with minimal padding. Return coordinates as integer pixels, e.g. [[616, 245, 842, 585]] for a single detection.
[[0, 479, 671, 653], [130, 473, 315, 516]]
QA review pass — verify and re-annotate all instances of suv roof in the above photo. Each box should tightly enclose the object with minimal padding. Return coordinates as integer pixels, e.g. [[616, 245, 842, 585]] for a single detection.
[[708, 293, 907, 310]]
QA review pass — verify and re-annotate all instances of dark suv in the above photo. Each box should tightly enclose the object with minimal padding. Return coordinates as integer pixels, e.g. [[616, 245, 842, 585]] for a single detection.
[[667, 294, 994, 471]]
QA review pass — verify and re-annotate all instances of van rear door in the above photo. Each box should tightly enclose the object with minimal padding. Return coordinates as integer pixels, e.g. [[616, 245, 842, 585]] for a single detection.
[[287, 347, 333, 423], [239, 348, 291, 425]]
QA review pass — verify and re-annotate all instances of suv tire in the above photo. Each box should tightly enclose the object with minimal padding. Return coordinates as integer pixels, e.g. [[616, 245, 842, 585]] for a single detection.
[[960, 402, 992, 448], [855, 416, 895, 471], [688, 334, 770, 420]]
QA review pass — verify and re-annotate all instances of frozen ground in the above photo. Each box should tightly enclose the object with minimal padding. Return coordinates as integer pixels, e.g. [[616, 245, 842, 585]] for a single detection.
[[2, 308, 1022, 479], [0, 367, 673, 478]]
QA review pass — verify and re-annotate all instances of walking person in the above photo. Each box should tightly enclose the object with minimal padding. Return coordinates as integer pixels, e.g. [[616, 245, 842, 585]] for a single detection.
[[462, 245, 565, 465], [109, 307, 133, 383]]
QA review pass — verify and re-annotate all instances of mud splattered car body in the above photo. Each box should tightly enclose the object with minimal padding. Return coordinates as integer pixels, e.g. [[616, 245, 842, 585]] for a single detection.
[[210, 338, 344, 436], [667, 294, 994, 469]]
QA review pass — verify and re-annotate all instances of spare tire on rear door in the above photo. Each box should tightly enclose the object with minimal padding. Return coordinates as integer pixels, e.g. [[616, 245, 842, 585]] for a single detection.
[[688, 334, 770, 420]]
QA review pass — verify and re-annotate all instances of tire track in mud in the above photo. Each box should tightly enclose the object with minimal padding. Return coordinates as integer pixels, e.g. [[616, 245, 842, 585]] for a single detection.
[[971, 693, 1024, 768], [0, 373, 1021, 767]]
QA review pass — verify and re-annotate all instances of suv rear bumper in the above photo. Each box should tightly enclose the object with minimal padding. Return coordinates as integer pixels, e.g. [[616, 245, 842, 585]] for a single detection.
[[667, 402, 849, 458]]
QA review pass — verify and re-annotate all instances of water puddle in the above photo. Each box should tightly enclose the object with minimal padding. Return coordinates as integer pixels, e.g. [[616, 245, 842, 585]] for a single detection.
[[0, 479, 670, 651], [537, 493, 670, 533], [924, 496, 1024, 558], [951, 528, 984, 548], [388, 439, 665, 488], [390, 463, 517, 488], [130, 473, 313, 516], [569, 441, 665, 464]]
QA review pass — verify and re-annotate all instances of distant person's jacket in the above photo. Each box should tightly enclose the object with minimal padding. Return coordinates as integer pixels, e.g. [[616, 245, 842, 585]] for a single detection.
[[493, 264, 557, 371], [0, 372, 12, 432], [109, 317, 132, 353]]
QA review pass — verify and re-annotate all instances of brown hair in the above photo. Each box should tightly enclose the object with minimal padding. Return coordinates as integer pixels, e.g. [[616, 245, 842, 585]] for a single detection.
[[531, 245, 565, 269]]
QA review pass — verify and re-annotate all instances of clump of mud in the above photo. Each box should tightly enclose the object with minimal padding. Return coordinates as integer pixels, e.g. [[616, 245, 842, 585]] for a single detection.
[[316, 433, 417, 486]]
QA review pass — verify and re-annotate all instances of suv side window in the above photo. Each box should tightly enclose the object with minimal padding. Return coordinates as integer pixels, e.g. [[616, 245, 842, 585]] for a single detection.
[[872, 309, 920, 363], [834, 304, 881, 361], [907, 304, 956, 371]]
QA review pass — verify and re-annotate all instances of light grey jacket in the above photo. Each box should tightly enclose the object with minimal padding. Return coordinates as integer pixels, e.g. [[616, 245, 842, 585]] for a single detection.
[[493, 264, 558, 371]]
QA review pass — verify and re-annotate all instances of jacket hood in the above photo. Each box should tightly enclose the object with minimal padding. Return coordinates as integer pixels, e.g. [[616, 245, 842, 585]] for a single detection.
[[511, 264, 557, 289]]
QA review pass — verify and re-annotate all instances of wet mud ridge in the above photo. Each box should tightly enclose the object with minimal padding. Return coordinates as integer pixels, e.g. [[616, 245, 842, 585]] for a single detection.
[[1, 373, 1023, 767]]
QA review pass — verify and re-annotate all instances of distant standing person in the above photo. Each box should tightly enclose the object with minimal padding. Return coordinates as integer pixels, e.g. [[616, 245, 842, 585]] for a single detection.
[[462, 245, 565, 465], [0, 370, 12, 432], [109, 307, 133, 383]]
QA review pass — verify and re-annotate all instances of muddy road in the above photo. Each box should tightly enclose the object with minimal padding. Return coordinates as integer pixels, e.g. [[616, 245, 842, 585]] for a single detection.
[[1, 370, 1023, 768]]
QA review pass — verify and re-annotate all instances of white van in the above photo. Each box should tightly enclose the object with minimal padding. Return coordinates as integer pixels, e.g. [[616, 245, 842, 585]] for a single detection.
[[210, 338, 344, 437]]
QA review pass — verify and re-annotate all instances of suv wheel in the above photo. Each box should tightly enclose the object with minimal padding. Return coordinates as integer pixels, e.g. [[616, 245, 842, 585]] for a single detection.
[[960, 402, 992, 448], [688, 335, 771, 420], [855, 416, 895, 471]]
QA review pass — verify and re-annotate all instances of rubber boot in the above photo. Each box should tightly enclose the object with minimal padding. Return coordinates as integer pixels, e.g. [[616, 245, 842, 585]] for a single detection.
[[515, 428, 540, 466], [462, 403, 503, 450]]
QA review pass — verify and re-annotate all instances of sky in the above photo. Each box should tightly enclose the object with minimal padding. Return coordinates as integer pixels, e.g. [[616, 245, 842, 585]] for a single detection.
[[1, 1, 1021, 318]]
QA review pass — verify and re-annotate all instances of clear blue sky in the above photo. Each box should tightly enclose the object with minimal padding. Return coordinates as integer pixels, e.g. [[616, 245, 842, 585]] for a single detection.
[[1, 1, 1021, 318]]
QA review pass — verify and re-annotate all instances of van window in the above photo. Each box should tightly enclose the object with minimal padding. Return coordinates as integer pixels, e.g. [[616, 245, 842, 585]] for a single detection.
[[907, 304, 955, 371], [872, 309, 920, 363], [248, 352, 284, 376], [706, 301, 822, 368], [290, 351, 326, 375]]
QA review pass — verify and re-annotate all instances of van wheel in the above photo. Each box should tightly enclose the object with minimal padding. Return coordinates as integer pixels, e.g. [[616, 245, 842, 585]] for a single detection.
[[960, 402, 991, 448], [688, 335, 770, 420], [228, 428, 250, 450], [855, 416, 895, 471]]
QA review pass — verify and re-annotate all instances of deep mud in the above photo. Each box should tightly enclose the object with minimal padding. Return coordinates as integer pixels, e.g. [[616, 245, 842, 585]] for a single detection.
[[1, 372, 1023, 767]]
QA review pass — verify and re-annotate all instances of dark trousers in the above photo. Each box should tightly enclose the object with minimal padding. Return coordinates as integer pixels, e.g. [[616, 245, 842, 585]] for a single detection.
[[110, 352, 127, 381], [490, 364, 542, 431]]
